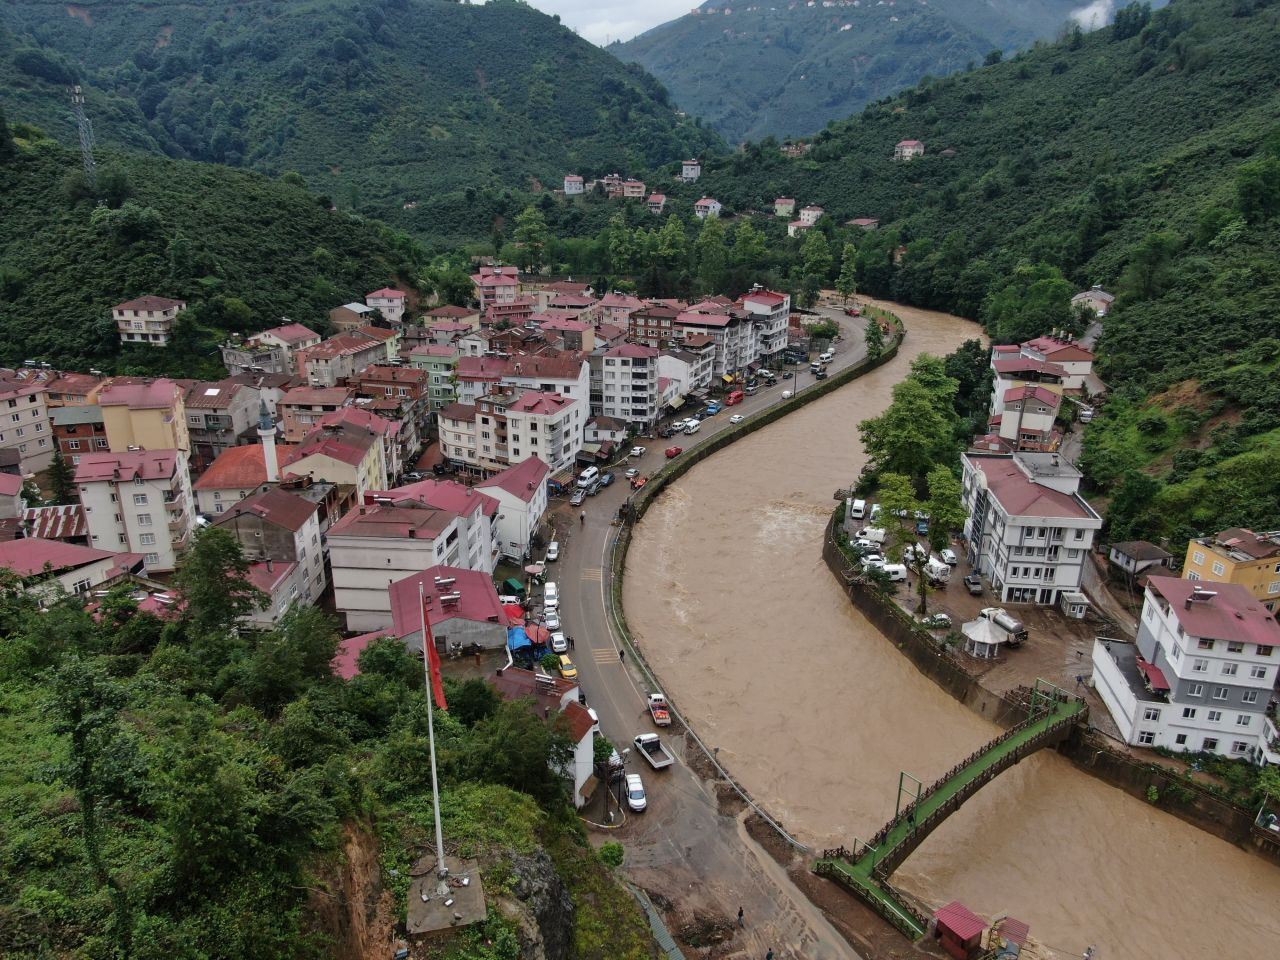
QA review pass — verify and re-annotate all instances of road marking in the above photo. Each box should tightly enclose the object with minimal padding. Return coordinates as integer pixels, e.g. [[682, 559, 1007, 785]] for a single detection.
[[580, 567, 602, 582], [592, 649, 620, 664]]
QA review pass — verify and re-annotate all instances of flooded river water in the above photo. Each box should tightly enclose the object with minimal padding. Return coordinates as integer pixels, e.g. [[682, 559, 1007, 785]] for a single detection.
[[623, 299, 1280, 958]]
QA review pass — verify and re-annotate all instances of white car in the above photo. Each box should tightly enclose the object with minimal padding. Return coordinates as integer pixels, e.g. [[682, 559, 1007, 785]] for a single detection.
[[625, 773, 647, 813], [545, 541, 560, 562], [544, 609, 561, 631], [729, 414, 744, 424], [630, 446, 647, 458], [550, 632, 568, 654], [861, 553, 885, 569], [781, 390, 793, 399], [940, 548, 958, 566], [625, 467, 639, 479], [544, 581, 558, 603], [498, 595, 523, 606]]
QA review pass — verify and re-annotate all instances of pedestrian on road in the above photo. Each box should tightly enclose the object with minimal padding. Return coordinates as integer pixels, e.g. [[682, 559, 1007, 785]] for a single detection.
[[737, 907, 744, 928], [568, 635, 575, 649], [619, 649, 626, 662], [581, 511, 586, 525]]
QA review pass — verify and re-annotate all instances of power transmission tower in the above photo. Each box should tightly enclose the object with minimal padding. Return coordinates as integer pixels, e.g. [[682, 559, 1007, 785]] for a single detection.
[[70, 85, 97, 189]]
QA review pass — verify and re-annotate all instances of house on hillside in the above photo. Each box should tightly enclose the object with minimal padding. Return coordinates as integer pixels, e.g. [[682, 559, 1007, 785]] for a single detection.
[[1107, 541, 1173, 577], [1182, 528, 1280, 611], [774, 197, 796, 218], [680, 159, 701, 182], [623, 179, 646, 198], [113, 296, 186, 347], [1072, 284, 1116, 317], [564, 174, 584, 195], [647, 193, 666, 214], [491, 668, 598, 808], [848, 217, 880, 230], [693, 197, 721, 219], [894, 139, 925, 161], [366, 288, 407, 325]]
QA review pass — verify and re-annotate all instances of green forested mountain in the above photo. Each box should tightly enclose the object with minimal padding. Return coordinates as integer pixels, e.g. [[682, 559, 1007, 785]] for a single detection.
[[613, 0, 1088, 143], [0, 134, 425, 374], [690, 0, 1280, 547], [0, 0, 721, 246]]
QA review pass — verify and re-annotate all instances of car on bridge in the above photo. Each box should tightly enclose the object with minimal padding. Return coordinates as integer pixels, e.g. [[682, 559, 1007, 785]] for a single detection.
[[665, 446, 683, 458]]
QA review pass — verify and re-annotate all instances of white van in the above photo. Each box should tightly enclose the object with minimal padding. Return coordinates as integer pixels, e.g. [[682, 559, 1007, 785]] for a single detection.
[[684, 420, 701, 435], [849, 498, 867, 521], [881, 563, 908, 582], [819, 351, 834, 363], [577, 466, 599, 488]]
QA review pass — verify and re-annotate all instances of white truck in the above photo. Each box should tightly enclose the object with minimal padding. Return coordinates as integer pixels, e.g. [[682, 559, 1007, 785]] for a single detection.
[[924, 556, 952, 584], [633, 733, 675, 770], [980, 607, 1028, 647], [647, 693, 672, 727], [855, 526, 887, 546]]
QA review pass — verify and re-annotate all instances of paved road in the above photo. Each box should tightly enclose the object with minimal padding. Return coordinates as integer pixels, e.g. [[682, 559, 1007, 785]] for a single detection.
[[548, 302, 869, 959]]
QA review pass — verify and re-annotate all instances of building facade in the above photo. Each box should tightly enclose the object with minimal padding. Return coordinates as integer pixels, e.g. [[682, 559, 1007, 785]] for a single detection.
[[0, 379, 54, 473], [113, 296, 186, 347], [1183, 528, 1280, 611], [75, 449, 195, 572]]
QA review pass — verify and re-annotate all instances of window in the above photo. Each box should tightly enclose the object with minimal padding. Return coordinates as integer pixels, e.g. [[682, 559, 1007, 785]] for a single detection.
[[214, 503, 224, 513], [144, 552, 160, 565], [1243, 690, 1259, 704], [1207, 710, 1222, 722], [189, 415, 201, 424], [95, 438, 108, 448], [1228, 641, 1244, 653], [139, 533, 156, 545], [1231, 741, 1250, 755], [1192, 658, 1208, 673], [1182, 707, 1197, 719], [136, 513, 152, 526], [14, 427, 23, 438], [71, 577, 92, 593], [1221, 662, 1237, 677], [1197, 638, 1215, 650], [1212, 561, 1225, 576], [1170, 644, 1182, 662], [1142, 707, 1161, 721], [1188, 683, 1203, 697], [67, 439, 80, 450], [1137, 730, 1155, 745], [1269, 581, 1280, 595], [1236, 714, 1251, 727], [1213, 686, 1229, 700], [1203, 737, 1218, 751], [8, 413, 17, 423], [1251, 665, 1268, 680], [1258, 645, 1275, 657], [133, 493, 148, 505]]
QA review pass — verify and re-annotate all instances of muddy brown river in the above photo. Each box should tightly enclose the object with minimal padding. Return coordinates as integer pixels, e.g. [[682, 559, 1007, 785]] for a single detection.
[[624, 299, 1280, 958]]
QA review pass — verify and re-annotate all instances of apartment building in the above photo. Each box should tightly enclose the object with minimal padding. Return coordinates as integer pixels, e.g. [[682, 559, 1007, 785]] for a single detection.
[[0, 379, 54, 473], [367, 478, 500, 573], [961, 451, 1103, 606], [295, 333, 388, 388], [220, 322, 321, 376], [75, 449, 195, 573], [365, 288, 407, 325], [277, 387, 353, 443], [98, 379, 190, 454], [283, 421, 387, 499], [407, 345, 459, 412], [476, 457, 550, 562], [991, 385, 1062, 453], [1092, 577, 1280, 762], [185, 380, 258, 471], [600, 344, 660, 430], [1183, 528, 1280, 611], [113, 296, 186, 347], [50, 405, 109, 464], [739, 288, 791, 365]]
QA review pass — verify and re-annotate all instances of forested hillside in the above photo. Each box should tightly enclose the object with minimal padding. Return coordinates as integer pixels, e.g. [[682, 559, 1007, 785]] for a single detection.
[[614, 0, 1086, 143], [0, 130, 425, 375], [0, 0, 721, 246], [689, 0, 1280, 548], [0, 530, 650, 959]]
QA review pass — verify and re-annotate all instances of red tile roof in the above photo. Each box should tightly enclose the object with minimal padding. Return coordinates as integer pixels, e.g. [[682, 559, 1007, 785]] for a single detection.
[[0, 537, 121, 577], [185, 380, 244, 409], [212, 487, 318, 532], [598, 292, 646, 309], [1002, 385, 1061, 407], [367, 287, 407, 299], [22, 504, 86, 540], [0, 473, 22, 497], [561, 700, 596, 743], [509, 392, 576, 416], [439, 401, 477, 422], [1146, 576, 1280, 646], [261, 322, 320, 344], [992, 357, 1067, 377], [477, 457, 550, 504], [74, 450, 181, 483], [317, 406, 398, 437], [331, 629, 396, 679], [503, 355, 585, 380], [425, 305, 475, 318], [605, 343, 658, 359], [676, 310, 731, 328], [328, 503, 455, 540], [97, 378, 181, 409], [286, 424, 378, 468], [897, 139, 924, 148], [355, 325, 396, 343], [389, 565, 504, 636], [112, 295, 185, 312], [280, 386, 353, 407], [245, 559, 297, 595], [742, 290, 787, 307], [1022, 335, 1094, 362], [195, 445, 271, 491], [410, 344, 461, 358], [491, 666, 578, 704], [648, 193, 666, 202], [967, 454, 1096, 520], [374, 478, 499, 518], [934, 902, 985, 941], [1211, 528, 1280, 560]]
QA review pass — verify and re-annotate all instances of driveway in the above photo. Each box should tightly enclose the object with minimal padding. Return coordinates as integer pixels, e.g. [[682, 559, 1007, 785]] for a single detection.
[[551, 311, 867, 958]]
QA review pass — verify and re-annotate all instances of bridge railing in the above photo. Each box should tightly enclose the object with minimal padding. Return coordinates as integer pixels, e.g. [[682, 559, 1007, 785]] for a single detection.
[[813, 860, 929, 939]]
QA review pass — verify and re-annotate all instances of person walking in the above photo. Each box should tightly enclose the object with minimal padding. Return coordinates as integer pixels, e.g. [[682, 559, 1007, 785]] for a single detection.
[[580, 511, 586, 525], [766, 950, 774, 960], [619, 648, 626, 662], [568, 635, 575, 649], [737, 906, 744, 928]]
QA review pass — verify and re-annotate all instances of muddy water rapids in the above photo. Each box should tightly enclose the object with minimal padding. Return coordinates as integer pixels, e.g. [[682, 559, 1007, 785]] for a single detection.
[[623, 299, 1280, 958]]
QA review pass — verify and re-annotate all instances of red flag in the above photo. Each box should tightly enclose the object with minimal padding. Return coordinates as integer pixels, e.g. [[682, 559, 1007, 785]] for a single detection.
[[422, 593, 449, 711]]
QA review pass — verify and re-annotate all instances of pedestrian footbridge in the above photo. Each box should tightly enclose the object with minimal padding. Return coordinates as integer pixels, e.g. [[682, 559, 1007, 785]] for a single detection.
[[815, 682, 1086, 939]]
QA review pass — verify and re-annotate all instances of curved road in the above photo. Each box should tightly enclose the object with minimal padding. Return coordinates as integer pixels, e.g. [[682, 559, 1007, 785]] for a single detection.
[[555, 302, 869, 959]]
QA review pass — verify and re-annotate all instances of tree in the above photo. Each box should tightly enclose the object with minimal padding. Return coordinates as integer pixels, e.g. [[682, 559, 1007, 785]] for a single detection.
[[694, 215, 728, 294], [656, 214, 688, 268], [1235, 156, 1280, 223], [944, 339, 994, 423], [799, 230, 833, 307], [981, 262, 1074, 343], [858, 357, 960, 485], [606, 213, 634, 273], [513, 205, 550, 273], [0, 103, 14, 162], [463, 700, 574, 805], [1120, 230, 1182, 302], [47, 448, 76, 505], [864, 318, 885, 363], [172, 528, 265, 673], [877, 467, 966, 613], [732, 220, 767, 271], [835, 243, 858, 303], [984, 49, 1003, 66], [21, 477, 42, 506], [449, 677, 500, 727]]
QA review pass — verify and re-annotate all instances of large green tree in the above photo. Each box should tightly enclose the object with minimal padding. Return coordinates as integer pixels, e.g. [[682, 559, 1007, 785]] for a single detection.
[[47, 447, 77, 506], [981, 262, 1074, 343], [514, 205, 551, 273], [694, 215, 728, 294], [858, 356, 960, 485], [836, 242, 858, 304]]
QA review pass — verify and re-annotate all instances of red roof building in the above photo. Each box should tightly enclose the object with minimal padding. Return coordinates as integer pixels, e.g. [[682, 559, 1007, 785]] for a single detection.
[[933, 901, 986, 959]]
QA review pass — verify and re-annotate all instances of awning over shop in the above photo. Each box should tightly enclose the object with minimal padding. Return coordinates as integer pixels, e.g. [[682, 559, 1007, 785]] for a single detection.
[[667, 395, 685, 410], [721, 374, 734, 384], [1136, 656, 1170, 690], [503, 577, 525, 596], [503, 602, 526, 625], [748, 361, 761, 371], [507, 626, 532, 650]]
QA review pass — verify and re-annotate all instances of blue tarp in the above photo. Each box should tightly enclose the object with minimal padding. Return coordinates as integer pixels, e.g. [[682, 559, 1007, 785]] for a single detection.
[[507, 626, 532, 650]]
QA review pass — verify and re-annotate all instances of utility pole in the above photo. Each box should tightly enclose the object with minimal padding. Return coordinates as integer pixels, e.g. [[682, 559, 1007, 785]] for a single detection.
[[70, 85, 97, 190]]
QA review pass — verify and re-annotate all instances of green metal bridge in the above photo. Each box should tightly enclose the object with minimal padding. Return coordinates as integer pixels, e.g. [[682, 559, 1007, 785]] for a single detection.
[[815, 681, 1087, 939]]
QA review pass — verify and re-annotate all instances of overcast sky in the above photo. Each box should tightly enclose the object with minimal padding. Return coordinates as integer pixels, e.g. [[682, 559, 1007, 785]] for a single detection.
[[524, 0, 694, 46]]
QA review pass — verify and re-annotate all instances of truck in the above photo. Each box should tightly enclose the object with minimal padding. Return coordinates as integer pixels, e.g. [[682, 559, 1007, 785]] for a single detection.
[[725, 389, 745, 406], [633, 733, 675, 770], [855, 526, 886, 546], [647, 693, 672, 727], [980, 607, 1028, 647], [924, 556, 952, 585]]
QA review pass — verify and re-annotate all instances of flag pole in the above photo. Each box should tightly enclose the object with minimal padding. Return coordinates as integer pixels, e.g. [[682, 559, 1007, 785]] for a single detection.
[[420, 581, 449, 894]]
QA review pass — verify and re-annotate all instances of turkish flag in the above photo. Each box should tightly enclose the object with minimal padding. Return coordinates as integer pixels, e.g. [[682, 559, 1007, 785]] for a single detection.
[[422, 596, 449, 712]]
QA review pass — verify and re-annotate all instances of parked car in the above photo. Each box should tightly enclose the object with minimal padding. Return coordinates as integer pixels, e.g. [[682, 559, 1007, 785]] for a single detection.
[[815, 370, 828, 380], [625, 773, 647, 813], [570, 488, 587, 506], [544, 609, 561, 630], [599, 471, 615, 488], [729, 414, 744, 424], [705, 403, 721, 415], [861, 553, 885, 569], [550, 632, 568, 654], [915, 519, 930, 535], [782, 371, 794, 379], [630, 446, 647, 458], [940, 548, 957, 565], [625, 467, 640, 479], [684, 421, 701, 435], [921, 612, 952, 630], [577, 466, 599, 488], [963, 574, 984, 596], [557, 654, 578, 680], [781, 390, 793, 399], [546, 541, 560, 562], [665, 446, 683, 458], [544, 582, 558, 603]]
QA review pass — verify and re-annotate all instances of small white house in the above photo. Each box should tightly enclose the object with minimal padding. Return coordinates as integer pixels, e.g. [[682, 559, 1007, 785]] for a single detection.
[[564, 174, 584, 195], [693, 197, 721, 219], [681, 159, 702, 181]]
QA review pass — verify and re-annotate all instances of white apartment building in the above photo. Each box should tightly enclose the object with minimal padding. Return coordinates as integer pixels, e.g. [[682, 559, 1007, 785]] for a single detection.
[[328, 501, 465, 631], [601, 344, 660, 430], [500, 356, 591, 419], [1092, 577, 1280, 762], [0, 378, 54, 473], [439, 390, 581, 476], [657, 347, 715, 396], [366, 288, 407, 325], [740, 288, 791, 365], [991, 335, 1096, 393], [961, 451, 1102, 605], [680, 159, 701, 181], [75, 449, 196, 573], [992, 385, 1062, 453], [369, 479, 501, 573], [674, 308, 756, 378], [564, 174, 584, 195], [476, 457, 550, 562], [113, 295, 187, 347], [693, 197, 721, 219]]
